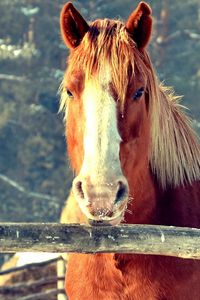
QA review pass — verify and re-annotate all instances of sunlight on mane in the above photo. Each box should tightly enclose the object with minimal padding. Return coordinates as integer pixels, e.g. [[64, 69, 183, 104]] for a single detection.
[[150, 79, 200, 188]]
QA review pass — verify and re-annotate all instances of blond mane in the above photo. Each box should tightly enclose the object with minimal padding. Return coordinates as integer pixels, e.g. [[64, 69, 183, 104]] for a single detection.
[[60, 19, 200, 188]]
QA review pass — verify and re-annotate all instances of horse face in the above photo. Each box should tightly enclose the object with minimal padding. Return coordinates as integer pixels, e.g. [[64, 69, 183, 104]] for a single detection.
[[65, 67, 129, 225], [60, 2, 152, 225], [64, 62, 150, 225]]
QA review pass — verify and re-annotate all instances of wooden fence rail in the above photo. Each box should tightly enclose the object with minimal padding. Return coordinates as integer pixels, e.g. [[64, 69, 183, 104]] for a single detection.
[[0, 223, 200, 259]]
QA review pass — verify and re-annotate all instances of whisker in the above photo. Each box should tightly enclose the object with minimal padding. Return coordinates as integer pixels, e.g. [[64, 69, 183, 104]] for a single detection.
[[127, 195, 134, 204], [126, 208, 133, 215]]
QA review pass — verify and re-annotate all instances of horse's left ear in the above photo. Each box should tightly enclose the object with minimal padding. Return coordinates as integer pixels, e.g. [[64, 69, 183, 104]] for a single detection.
[[126, 1, 152, 49], [60, 2, 89, 49]]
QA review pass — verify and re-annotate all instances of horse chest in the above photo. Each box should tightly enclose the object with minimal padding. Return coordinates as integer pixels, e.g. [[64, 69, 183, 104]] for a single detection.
[[114, 254, 200, 300], [66, 253, 200, 299]]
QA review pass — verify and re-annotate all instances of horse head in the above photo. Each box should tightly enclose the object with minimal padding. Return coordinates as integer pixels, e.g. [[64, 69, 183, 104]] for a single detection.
[[60, 2, 153, 225]]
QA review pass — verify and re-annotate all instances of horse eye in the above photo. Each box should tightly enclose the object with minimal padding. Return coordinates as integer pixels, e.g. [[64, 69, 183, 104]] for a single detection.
[[133, 87, 144, 100], [66, 89, 73, 98]]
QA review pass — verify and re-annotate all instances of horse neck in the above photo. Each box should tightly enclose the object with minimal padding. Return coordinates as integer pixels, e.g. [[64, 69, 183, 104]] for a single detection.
[[123, 149, 200, 227]]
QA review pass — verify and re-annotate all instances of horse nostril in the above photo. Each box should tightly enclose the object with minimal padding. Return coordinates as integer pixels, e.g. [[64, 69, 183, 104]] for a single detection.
[[115, 181, 128, 204], [74, 180, 85, 199]]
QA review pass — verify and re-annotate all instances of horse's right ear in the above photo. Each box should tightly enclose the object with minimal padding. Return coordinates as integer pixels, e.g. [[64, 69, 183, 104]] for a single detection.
[[60, 2, 89, 49]]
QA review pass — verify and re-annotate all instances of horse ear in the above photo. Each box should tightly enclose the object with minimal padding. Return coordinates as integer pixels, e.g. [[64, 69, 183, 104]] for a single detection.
[[126, 1, 152, 49], [60, 2, 89, 49]]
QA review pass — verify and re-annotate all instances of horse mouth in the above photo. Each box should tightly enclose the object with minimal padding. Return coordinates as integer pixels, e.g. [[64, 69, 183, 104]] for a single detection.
[[88, 213, 123, 226]]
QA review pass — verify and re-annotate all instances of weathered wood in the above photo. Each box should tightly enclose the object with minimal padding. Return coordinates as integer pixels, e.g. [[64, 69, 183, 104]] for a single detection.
[[0, 223, 200, 259], [17, 288, 66, 300], [0, 257, 63, 276], [0, 276, 64, 294]]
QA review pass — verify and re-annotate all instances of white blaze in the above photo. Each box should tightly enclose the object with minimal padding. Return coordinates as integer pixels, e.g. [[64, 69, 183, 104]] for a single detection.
[[80, 66, 122, 183]]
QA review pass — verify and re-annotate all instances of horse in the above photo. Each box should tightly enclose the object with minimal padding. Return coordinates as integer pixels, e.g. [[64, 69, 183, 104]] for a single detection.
[[59, 2, 200, 299]]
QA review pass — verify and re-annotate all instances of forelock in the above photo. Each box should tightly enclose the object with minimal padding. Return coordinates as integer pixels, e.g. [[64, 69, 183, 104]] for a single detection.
[[66, 19, 148, 110]]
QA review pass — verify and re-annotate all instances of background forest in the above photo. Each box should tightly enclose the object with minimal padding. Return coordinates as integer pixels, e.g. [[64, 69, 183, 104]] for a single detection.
[[0, 0, 200, 251]]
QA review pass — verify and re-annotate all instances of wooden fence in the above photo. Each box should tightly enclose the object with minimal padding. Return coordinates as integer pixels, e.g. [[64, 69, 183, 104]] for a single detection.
[[0, 222, 200, 299], [0, 256, 66, 300], [0, 223, 200, 259]]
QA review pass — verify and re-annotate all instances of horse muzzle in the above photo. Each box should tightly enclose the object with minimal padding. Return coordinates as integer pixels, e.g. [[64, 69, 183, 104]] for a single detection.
[[72, 175, 129, 225]]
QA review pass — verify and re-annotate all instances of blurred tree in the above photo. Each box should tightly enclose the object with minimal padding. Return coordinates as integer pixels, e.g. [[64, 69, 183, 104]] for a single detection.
[[152, 0, 200, 121], [0, 0, 72, 223]]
